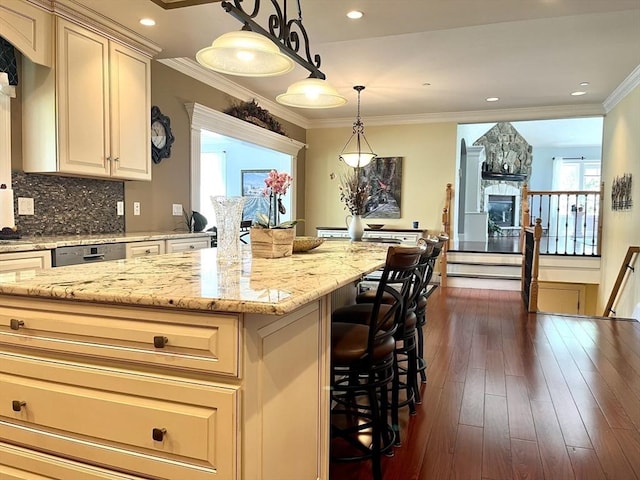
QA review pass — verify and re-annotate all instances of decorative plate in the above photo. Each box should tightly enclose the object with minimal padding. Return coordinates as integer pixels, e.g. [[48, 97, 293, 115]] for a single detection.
[[293, 236, 325, 253]]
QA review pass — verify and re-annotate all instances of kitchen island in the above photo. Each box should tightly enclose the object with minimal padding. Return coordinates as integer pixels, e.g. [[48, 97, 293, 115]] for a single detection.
[[0, 241, 389, 480]]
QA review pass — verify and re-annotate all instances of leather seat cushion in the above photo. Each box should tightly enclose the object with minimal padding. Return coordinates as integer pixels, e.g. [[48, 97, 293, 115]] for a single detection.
[[331, 322, 395, 366], [332, 303, 394, 330], [355, 289, 395, 305]]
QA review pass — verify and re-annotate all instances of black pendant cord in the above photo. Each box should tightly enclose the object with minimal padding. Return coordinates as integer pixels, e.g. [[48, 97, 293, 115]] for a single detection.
[[221, 0, 325, 80]]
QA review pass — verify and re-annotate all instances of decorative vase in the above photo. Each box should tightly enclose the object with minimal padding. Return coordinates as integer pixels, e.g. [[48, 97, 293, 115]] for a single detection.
[[346, 214, 364, 241], [250, 227, 295, 259], [211, 195, 245, 261]]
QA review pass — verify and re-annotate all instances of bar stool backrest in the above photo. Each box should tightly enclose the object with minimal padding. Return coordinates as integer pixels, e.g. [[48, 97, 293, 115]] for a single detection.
[[367, 246, 423, 356]]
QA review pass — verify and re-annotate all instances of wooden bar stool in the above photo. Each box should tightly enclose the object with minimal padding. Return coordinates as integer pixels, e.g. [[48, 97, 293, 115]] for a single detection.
[[330, 246, 422, 480]]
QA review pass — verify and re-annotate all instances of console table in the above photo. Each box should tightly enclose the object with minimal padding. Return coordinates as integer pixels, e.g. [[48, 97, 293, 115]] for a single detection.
[[316, 227, 429, 244]]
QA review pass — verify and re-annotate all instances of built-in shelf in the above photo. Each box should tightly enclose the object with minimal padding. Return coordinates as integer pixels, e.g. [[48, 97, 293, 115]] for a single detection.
[[481, 172, 527, 182]]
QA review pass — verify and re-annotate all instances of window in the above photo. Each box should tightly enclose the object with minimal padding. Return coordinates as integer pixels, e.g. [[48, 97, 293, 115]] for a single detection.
[[558, 160, 601, 191]]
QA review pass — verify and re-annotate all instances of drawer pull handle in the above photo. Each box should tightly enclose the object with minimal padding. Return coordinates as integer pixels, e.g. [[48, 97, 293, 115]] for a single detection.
[[153, 336, 169, 348], [152, 428, 166, 442], [10, 319, 24, 330], [12, 401, 26, 412]]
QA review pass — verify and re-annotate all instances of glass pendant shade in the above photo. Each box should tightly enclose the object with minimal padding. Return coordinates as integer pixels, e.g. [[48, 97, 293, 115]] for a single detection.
[[196, 30, 295, 77], [340, 151, 376, 168], [276, 77, 347, 109]]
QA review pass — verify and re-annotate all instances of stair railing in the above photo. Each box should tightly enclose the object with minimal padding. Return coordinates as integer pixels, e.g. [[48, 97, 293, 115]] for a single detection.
[[603, 246, 640, 316], [520, 182, 603, 256], [440, 183, 452, 287], [522, 218, 542, 312]]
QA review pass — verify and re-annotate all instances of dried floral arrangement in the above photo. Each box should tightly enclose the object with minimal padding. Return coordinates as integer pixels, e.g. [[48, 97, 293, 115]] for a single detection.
[[338, 168, 370, 216], [224, 99, 286, 136]]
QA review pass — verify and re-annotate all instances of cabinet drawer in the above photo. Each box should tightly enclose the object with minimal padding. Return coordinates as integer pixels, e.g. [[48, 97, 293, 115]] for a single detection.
[[0, 442, 147, 479], [0, 352, 237, 480], [166, 237, 210, 253], [125, 240, 165, 258], [0, 251, 52, 273], [0, 298, 239, 376]]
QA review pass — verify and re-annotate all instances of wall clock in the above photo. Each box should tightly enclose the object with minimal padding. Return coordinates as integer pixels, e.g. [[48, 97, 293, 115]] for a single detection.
[[151, 106, 175, 164]]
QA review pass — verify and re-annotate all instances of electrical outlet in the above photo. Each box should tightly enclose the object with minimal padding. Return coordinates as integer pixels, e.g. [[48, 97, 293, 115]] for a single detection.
[[133, 202, 141, 216], [172, 203, 183, 216], [117, 201, 124, 216], [17, 197, 34, 215]]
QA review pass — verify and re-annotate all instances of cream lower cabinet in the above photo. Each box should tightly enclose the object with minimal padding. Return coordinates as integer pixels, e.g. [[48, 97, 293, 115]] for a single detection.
[[0, 294, 330, 480], [0, 250, 52, 274], [22, 17, 152, 181]]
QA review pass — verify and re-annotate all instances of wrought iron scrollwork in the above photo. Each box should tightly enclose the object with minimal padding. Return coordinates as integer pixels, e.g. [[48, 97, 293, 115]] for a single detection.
[[221, 0, 325, 79]]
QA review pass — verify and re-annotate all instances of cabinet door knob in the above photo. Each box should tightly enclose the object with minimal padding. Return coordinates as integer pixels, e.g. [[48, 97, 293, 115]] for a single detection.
[[152, 427, 166, 442], [153, 336, 168, 348], [189, 245, 195, 249], [12, 401, 26, 412], [9, 319, 24, 330]]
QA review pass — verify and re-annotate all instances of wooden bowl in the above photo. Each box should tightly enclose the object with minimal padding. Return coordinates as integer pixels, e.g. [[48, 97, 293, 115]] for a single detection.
[[293, 236, 325, 253], [367, 224, 385, 230]]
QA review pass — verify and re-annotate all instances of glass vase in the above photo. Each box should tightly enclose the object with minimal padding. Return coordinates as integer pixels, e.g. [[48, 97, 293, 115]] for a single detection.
[[211, 196, 246, 261]]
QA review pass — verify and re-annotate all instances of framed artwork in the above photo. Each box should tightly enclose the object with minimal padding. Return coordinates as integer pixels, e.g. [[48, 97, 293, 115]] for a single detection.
[[361, 156, 403, 219], [241, 169, 271, 221], [241, 169, 270, 196]]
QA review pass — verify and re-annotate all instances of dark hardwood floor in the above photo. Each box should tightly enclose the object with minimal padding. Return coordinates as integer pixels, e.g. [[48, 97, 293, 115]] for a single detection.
[[330, 287, 640, 480]]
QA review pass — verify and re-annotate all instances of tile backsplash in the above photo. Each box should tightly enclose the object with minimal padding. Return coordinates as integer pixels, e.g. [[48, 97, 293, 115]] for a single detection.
[[11, 171, 124, 235]]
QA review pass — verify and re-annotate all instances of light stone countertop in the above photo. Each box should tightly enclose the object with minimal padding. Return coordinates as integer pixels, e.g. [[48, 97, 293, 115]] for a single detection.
[[0, 231, 213, 253], [0, 241, 389, 315]]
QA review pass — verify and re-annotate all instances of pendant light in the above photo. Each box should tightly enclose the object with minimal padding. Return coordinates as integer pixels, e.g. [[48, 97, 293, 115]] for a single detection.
[[339, 86, 376, 168], [196, 27, 295, 77], [276, 76, 347, 109]]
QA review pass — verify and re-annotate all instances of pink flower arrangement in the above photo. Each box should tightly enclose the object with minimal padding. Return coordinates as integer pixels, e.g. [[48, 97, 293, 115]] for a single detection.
[[263, 169, 292, 196], [254, 170, 296, 228]]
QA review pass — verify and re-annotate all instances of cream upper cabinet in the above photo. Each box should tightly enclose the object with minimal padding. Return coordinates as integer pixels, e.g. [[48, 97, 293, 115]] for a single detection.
[[22, 18, 152, 181], [0, 0, 53, 67]]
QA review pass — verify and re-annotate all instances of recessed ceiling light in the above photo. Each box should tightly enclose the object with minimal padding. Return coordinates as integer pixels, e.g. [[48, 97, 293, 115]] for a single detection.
[[347, 10, 363, 19], [486, 97, 499, 102], [140, 18, 156, 26], [571, 91, 587, 96], [579, 81, 590, 86]]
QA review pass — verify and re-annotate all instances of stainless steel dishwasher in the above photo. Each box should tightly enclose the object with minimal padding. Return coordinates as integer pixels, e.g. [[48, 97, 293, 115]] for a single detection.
[[52, 243, 127, 267]]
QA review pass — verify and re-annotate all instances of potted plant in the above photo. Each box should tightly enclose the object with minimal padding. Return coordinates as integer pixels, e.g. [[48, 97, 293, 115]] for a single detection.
[[250, 170, 298, 258]]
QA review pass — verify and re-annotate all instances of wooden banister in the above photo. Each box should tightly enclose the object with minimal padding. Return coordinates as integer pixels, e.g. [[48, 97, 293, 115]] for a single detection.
[[440, 183, 452, 287], [603, 246, 640, 316], [522, 218, 542, 312]]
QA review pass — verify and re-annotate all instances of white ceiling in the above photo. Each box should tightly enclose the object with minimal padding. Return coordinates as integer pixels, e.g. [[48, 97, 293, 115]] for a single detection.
[[70, 0, 640, 143]]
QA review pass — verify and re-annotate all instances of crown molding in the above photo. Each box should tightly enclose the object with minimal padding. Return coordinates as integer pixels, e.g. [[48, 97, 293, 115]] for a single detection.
[[160, 58, 311, 129], [603, 64, 640, 113], [40, 0, 161, 57], [308, 104, 606, 129]]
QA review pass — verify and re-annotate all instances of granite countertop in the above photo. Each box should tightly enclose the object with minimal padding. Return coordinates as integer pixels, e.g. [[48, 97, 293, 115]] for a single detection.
[[0, 231, 213, 253], [0, 241, 389, 315]]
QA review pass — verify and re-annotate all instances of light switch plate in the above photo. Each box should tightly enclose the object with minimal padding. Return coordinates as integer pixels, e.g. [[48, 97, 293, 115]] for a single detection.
[[133, 202, 141, 216], [17, 197, 34, 215], [172, 203, 183, 216], [117, 201, 124, 216]]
